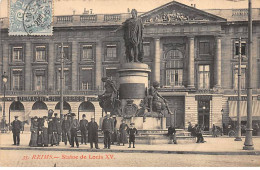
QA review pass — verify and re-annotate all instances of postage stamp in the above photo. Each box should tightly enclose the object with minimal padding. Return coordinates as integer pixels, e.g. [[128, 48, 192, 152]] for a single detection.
[[9, 0, 53, 36]]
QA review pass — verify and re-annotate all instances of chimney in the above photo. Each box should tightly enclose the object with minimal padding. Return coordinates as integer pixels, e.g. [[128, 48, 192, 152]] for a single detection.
[[90, 9, 93, 14], [73, 10, 76, 15], [127, 8, 130, 13], [194, 4, 196, 8]]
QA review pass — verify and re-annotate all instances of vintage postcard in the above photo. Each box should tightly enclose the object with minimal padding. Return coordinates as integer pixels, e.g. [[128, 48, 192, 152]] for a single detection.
[[0, 0, 260, 167]]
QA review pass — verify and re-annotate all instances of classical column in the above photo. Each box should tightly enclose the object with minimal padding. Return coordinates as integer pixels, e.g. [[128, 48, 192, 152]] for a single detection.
[[214, 36, 222, 88], [71, 41, 78, 91], [153, 37, 160, 83], [48, 42, 55, 91], [25, 42, 32, 91], [95, 41, 102, 90], [187, 36, 195, 88]]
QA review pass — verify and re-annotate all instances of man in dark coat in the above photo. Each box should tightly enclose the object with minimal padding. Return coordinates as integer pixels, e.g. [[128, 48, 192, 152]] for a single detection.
[[48, 118, 57, 146], [88, 117, 100, 149], [62, 114, 71, 145], [57, 118, 62, 145], [11, 116, 22, 146], [79, 114, 88, 145], [101, 114, 114, 149], [70, 113, 80, 148]]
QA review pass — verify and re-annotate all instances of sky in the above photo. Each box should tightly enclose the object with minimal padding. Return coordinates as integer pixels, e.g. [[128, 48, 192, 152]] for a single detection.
[[1, 0, 260, 17]]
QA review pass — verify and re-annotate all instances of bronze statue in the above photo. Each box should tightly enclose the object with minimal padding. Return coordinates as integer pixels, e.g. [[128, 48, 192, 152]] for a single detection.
[[113, 9, 144, 63], [147, 81, 172, 115], [98, 77, 118, 114]]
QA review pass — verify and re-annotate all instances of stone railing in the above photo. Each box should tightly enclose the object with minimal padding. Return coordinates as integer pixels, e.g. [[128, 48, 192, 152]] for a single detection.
[[80, 15, 97, 22], [104, 14, 121, 22], [57, 16, 73, 23]]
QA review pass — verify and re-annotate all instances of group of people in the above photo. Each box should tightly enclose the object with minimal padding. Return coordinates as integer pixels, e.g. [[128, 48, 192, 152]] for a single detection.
[[188, 122, 205, 143], [102, 114, 138, 149], [11, 113, 138, 149]]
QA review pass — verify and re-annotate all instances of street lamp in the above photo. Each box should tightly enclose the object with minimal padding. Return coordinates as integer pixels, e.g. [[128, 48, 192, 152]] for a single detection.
[[1, 72, 8, 133]]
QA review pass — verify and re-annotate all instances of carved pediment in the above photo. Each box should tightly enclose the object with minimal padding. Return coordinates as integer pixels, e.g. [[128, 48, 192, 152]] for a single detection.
[[140, 1, 226, 24]]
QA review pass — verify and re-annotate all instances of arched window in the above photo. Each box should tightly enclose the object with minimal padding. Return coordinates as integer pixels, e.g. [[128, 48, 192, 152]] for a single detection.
[[10, 101, 25, 111], [164, 49, 184, 87], [79, 101, 95, 112], [32, 101, 48, 110], [55, 101, 71, 111]]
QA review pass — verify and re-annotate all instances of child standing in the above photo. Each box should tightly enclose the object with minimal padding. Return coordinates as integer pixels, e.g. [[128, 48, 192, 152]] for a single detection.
[[128, 123, 138, 148]]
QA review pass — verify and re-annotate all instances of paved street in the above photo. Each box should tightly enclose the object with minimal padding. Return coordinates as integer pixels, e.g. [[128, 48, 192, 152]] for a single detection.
[[0, 150, 259, 167]]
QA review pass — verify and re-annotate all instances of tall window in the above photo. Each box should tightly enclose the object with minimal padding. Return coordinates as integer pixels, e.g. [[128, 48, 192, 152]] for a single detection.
[[12, 69, 23, 90], [198, 65, 210, 89], [106, 45, 117, 58], [34, 70, 46, 91], [235, 41, 246, 56], [199, 42, 210, 55], [234, 65, 246, 89], [80, 68, 93, 90], [164, 50, 183, 87], [12, 46, 23, 62], [35, 46, 46, 61], [143, 42, 150, 57], [56, 69, 71, 90], [57, 44, 70, 61], [82, 45, 93, 60]]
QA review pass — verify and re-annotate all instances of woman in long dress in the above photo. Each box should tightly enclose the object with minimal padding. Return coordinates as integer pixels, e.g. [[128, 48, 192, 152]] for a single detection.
[[118, 120, 129, 146], [29, 117, 38, 147]]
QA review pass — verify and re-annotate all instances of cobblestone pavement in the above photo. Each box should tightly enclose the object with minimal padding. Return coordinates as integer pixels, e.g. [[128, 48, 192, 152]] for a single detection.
[[0, 150, 259, 167]]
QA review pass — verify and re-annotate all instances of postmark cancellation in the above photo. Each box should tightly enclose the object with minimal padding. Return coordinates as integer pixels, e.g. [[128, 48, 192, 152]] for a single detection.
[[9, 0, 53, 36]]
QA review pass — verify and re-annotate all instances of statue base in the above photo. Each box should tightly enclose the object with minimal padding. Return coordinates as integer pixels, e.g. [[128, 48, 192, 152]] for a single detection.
[[115, 117, 166, 130]]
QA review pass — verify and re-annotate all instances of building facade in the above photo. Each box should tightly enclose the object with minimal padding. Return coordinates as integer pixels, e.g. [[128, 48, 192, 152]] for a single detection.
[[1, 1, 260, 130]]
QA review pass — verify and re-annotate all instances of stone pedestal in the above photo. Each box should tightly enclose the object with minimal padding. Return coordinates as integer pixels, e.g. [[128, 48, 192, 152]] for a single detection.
[[118, 63, 151, 117], [117, 63, 166, 129]]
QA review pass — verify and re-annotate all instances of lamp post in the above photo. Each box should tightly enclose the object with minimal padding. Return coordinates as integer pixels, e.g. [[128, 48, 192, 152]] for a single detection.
[[235, 37, 242, 141], [221, 109, 224, 135], [1, 72, 8, 133], [60, 42, 64, 119], [243, 0, 254, 150]]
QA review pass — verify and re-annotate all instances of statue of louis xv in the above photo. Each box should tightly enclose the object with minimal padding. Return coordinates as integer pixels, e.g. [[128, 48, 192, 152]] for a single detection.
[[112, 9, 144, 63]]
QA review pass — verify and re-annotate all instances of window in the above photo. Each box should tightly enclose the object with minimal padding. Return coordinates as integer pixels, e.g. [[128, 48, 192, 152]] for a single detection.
[[234, 65, 246, 89], [235, 41, 246, 56], [199, 42, 210, 55], [35, 46, 46, 61], [34, 70, 46, 91], [57, 44, 70, 61], [106, 68, 117, 85], [198, 65, 210, 89], [143, 42, 150, 57], [164, 50, 183, 87], [12, 46, 23, 62], [80, 68, 93, 90], [106, 45, 117, 58], [82, 45, 93, 60], [56, 69, 71, 90], [12, 69, 23, 90]]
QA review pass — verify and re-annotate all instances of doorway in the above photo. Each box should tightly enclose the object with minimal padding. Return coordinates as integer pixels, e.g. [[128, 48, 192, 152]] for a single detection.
[[198, 100, 210, 131]]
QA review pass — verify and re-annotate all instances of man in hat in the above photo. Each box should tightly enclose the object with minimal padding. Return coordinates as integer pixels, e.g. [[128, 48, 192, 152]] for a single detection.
[[128, 123, 138, 148], [80, 114, 88, 145], [70, 113, 80, 148], [62, 114, 71, 145], [101, 114, 114, 149], [111, 115, 117, 145], [11, 116, 22, 146], [88, 117, 99, 149]]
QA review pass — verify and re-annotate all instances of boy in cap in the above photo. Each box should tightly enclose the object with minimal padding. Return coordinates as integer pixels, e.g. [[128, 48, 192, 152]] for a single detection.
[[11, 116, 22, 146], [128, 123, 138, 148], [88, 117, 100, 149], [80, 114, 88, 145]]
